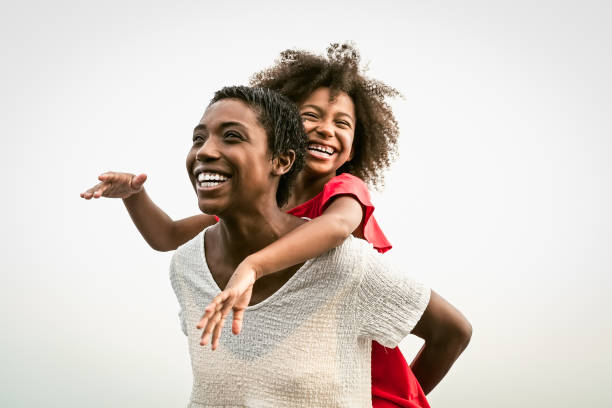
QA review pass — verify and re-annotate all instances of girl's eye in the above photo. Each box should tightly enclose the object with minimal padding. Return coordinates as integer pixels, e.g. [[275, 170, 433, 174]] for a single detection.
[[301, 112, 317, 119], [336, 121, 351, 128]]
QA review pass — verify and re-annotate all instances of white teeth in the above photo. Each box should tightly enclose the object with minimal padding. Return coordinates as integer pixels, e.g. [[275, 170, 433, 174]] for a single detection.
[[308, 144, 334, 155], [197, 172, 229, 182]]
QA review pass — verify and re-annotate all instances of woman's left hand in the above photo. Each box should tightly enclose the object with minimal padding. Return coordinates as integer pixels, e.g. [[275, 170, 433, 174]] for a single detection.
[[197, 261, 258, 350]]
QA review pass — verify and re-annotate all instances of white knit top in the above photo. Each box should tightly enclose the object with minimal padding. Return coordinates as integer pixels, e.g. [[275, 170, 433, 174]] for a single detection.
[[169, 229, 430, 408]]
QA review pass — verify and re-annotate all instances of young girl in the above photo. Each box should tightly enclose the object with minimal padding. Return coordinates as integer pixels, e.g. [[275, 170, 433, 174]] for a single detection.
[[82, 43, 434, 407]]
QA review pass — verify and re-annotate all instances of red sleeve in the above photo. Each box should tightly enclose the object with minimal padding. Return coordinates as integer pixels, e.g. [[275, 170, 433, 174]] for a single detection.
[[320, 173, 392, 253]]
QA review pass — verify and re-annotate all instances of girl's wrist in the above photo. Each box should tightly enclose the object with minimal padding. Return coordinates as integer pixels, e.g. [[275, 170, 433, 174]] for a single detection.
[[243, 255, 265, 280]]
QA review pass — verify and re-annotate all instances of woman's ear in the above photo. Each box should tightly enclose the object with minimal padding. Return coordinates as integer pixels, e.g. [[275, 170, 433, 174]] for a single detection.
[[271, 150, 296, 176]]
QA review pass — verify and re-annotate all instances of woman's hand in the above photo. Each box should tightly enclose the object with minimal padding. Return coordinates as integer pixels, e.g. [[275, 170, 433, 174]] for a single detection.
[[197, 260, 259, 350], [80, 172, 147, 199]]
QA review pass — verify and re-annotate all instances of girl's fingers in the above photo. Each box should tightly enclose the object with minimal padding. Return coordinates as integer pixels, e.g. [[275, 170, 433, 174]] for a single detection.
[[211, 301, 234, 348], [81, 183, 103, 199], [201, 311, 222, 345], [131, 173, 147, 190], [98, 172, 113, 182], [211, 316, 228, 350], [197, 295, 225, 329], [93, 183, 111, 198], [232, 309, 245, 335]]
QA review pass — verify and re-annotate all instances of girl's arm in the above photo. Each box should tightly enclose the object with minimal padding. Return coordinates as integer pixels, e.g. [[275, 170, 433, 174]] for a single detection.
[[81, 171, 216, 251], [248, 195, 363, 279], [197, 195, 364, 349], [409, 291, 472, 394]]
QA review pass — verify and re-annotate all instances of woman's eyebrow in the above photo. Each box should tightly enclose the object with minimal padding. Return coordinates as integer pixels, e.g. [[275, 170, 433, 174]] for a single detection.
[[193, 121, 248, 133], [219, 121, 248, 131], [193, 124, 207, 133]]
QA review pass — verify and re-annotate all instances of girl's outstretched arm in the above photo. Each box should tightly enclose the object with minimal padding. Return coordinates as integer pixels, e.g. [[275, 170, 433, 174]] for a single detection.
[[409, 291, 472, 394], [197, 195, 364, 350], [81, 171, 216, 251]]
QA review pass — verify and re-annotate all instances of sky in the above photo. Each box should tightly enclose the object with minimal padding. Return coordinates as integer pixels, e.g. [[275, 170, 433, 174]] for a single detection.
[[1, 0, 611, 406]]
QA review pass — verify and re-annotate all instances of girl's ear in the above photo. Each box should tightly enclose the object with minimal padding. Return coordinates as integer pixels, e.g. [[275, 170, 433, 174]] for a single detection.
[[348, 143, 355, 161], [271, 150, 296, 176]]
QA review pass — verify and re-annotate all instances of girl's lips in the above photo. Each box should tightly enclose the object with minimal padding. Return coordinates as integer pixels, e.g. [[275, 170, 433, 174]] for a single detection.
[[307, 149, 335, 160]]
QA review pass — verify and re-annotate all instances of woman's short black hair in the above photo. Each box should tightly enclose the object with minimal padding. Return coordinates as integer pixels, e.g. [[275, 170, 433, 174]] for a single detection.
[[250, 42, 401, 189], [210, 86, 306, 207]]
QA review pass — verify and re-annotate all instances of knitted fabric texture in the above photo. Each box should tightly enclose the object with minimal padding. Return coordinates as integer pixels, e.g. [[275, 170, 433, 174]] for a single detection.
[[170, 229, 430, 407]]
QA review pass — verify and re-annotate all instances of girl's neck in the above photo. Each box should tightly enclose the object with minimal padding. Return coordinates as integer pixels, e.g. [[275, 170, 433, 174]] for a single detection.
[[285, 170, 336, 210]]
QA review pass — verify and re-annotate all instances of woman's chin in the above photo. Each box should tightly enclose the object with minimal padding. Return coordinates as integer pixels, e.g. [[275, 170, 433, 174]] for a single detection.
[[197, 199, 226, 216]]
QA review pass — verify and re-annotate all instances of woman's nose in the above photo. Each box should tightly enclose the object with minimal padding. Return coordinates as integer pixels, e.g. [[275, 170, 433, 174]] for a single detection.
[[196, 137, 221, 161]]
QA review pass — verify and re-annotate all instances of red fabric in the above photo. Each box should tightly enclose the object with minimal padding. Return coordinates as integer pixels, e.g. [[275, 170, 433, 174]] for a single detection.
[[288, 173, 430, 408], [287, 173, 392, 254]]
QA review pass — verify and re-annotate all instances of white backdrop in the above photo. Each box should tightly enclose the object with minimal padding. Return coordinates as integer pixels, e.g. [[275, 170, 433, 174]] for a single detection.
[[2, 1, 611, 406]]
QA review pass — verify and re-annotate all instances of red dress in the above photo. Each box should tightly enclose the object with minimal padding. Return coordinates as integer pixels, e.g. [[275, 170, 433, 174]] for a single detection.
[[288, 173, 430, 408]]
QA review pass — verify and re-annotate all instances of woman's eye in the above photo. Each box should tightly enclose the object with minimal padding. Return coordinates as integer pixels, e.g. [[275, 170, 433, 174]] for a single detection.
[[225, 131, 243, 140]]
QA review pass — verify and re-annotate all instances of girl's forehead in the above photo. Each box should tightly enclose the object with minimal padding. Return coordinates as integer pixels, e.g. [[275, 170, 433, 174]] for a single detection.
[[300, 87, 355, 118]]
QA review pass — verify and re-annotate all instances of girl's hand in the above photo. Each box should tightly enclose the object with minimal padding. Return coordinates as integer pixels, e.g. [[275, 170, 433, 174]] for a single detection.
[[80, 172, 147, 199], [197, 261, 259, 350]]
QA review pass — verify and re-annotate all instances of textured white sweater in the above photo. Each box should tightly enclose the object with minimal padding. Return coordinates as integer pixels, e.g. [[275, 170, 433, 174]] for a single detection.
[[170, 229, 430, 407]]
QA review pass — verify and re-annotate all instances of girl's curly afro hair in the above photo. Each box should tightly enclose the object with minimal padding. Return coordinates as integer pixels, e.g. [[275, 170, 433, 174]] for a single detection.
[[250, 42, 401, 189]]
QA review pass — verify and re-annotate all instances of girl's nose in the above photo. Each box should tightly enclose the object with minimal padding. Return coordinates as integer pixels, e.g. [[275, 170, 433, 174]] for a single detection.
[[316, 121, 334, 138]]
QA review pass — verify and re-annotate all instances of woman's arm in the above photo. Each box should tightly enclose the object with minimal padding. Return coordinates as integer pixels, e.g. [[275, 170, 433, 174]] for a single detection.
[[409, 290, 472, 394], [81, 171, 216, 251]]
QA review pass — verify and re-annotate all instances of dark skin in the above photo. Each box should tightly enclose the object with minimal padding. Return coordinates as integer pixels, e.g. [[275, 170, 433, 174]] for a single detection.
[[187, 98, 472, 392], [185, 98, 307, 346], [81, 91, 472, 394]]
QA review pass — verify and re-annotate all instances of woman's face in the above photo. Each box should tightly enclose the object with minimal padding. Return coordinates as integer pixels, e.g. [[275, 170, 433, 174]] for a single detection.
[[186, 99, 275, 215], [299, 87, 356, 179]]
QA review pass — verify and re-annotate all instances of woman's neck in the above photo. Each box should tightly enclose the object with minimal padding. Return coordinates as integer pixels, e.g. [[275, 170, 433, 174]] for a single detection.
[[210, 201, 303, 268]]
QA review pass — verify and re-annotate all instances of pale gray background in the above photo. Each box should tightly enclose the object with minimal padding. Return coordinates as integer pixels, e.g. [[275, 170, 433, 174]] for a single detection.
[[2, 0, 611, 406]]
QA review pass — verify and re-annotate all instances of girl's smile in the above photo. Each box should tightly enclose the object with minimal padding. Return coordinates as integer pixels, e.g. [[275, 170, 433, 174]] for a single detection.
[[299, 87, 356, 177]]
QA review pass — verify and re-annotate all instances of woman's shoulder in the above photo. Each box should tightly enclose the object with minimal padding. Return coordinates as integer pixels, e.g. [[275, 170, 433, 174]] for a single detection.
[[171, 227, 208, 268], [319, 236, 375, 277]]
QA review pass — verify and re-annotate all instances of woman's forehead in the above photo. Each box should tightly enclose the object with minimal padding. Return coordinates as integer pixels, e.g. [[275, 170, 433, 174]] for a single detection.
[[199, 99, 262, 129]]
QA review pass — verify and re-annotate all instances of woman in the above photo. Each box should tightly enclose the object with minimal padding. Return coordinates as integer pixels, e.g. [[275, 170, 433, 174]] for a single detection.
[[169, 85, 470, 407], [82, 43, 464, 405]]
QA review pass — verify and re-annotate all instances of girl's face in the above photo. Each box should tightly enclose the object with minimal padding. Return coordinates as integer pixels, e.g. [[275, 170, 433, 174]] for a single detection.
[[186, 99, 275, 215], [298, 87, 356, 179]]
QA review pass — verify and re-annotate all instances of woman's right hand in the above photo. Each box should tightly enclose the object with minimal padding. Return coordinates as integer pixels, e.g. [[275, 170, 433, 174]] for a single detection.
[[80, 172, 147, 199]]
